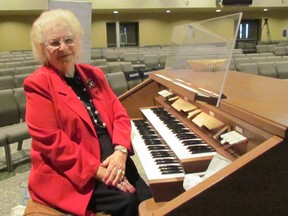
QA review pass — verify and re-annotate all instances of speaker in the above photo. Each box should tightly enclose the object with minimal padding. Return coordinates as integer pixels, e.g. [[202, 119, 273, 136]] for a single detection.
[[220, 0, 253, 5]]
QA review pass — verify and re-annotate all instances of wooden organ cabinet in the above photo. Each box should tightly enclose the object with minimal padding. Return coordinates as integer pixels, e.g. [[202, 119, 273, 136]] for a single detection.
[[119, 69, 288, 216]]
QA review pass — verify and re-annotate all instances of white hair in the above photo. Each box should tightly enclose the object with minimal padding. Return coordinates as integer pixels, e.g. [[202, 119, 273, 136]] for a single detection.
[[30, 9, 83, 65]]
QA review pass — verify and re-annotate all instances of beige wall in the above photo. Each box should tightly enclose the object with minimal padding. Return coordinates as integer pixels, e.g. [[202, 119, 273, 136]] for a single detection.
[[0, 11, 288, 52], [0, 15, 37, 52]]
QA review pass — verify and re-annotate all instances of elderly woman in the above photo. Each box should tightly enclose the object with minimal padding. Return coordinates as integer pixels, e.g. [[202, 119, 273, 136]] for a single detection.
[[24, 9, 152, 216]]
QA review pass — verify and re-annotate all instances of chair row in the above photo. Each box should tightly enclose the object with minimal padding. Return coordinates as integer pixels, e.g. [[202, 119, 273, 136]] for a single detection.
[[233, 52, 275, 59], [91, 60, 164, 75], [91, 46, 243, 61], [0, 59, 40, 69], [0, 63, 152, 94], [232, 56, 288, 71], [0, 53, 34, 61], [91, 61, 136, 74], [256, 44, 288, 56], [237, 61, 288, 79], [0, 74, 30, 90], [0, 87, 30, 172], [93, 50, 168, 68], [0, 65, 38, 77], [0, 50, 33, 56]]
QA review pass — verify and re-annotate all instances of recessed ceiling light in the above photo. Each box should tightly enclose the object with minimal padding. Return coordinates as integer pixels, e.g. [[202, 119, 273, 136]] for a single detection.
[[263, 8, 268, 12], [113, 11, 119, 14], [216, 9, 222, 12], [166, 10, 171, 13]]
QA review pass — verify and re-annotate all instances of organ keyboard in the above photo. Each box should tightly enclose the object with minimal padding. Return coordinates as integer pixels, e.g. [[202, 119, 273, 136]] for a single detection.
[[139, 107, 217, 172], [120, 70, 288, 215], [131, 119, 185, 201]]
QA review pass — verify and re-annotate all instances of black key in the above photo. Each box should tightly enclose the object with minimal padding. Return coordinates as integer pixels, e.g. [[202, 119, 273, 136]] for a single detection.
[[148, 145, 168, 150], [187, 146, 213, 150], [144, 139, 162, 145], [189, 148, 215, 154], [160, 170, 183, 174], [177, 134, 198, 139], [155, 159, 179, 164], [182, 140, 206, 145], [159, 165, 182, 170], [151, 152, 173, 157]]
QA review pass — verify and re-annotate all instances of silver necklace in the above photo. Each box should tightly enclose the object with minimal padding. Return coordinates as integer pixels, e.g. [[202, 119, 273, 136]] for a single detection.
[[79, 96, 106, 129]]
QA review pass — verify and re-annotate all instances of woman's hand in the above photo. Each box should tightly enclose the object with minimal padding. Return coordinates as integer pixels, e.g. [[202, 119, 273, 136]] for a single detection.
[[101, 146, 128, 186], [95, 165, 136, 193], [116, 177, 136, 193]]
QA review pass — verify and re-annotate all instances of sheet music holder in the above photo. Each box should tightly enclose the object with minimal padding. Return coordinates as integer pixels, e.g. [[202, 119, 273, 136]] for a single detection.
[[163, 13, 242, 106]]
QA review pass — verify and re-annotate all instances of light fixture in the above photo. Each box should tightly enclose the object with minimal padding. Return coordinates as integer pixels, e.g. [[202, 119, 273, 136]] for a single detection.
[[113, 11, 119, 14], [263, 8, 268, 12], [166, 10, 171, 13], [216, 9, 222, 12]]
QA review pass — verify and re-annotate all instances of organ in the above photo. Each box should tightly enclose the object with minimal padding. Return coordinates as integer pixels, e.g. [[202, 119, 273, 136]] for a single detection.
[[120, 69, 288, 216], [119, 13, 288, 215]]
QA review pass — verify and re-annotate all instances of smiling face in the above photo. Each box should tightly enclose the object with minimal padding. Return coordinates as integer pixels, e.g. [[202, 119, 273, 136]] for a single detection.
[[43, 23, 79, 76]]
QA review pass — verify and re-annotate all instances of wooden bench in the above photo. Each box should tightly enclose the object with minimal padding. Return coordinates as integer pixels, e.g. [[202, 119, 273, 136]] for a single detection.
[[24, 199, 109, 216]]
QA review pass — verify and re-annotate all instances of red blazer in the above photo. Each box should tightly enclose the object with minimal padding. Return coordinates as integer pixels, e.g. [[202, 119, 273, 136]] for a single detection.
[[24, 64, 132, 216]]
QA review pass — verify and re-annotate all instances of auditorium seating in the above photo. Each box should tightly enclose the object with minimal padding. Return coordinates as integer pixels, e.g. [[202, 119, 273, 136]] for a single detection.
[[4, 61, 22, 68], [105, 50, 119, 62], [275, 61, 288, 79], [106, 72, 128, 96], [256, 44, 268, 53], [14, 66, 34, 75], [0, 134, 7, 155], [14, 74, 30, 88], [273, 46, 287, 56], [234, 57, 251, 71], [257, 62, 278, 78], [107, 62, 123, 73], [97, 65, 110, 74], [238, 62, 259, 75], [0, 76, 17, 90], [91, 48, 102, 59], [125, 72, 142, 89], [143, 54, 160, 70], [120, 62, 134, 73], [250, 56, 267, 63], [0, 88, 30, 172], [266, 56, 283, 62], [159, 54, 168, 68], [229, 58, 236, 70], [124, 52, 139, 65], [267, 44, 276, 53], [91, 59, 107, 66]]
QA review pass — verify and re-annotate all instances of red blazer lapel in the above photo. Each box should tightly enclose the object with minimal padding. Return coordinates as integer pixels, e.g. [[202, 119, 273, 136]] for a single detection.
[[48, 68, 97, 136]]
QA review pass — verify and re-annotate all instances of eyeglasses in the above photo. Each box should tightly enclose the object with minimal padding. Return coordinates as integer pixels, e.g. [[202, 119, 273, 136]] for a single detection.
[[44, 35, 76, 49]]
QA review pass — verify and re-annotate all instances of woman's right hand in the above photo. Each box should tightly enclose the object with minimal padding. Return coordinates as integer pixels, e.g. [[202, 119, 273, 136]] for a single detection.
[[95, 166, 136, 193]]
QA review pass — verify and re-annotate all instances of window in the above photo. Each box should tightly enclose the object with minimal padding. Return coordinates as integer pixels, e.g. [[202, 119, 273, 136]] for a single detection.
[[237, 19, 260, 41], [236, 19, 261, 53], [106, 22, 139, 47], [106, 22, 117, 47]]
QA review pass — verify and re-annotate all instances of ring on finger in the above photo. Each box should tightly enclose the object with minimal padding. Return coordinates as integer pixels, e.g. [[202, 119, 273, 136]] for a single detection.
[[117, 169, 123, 175]]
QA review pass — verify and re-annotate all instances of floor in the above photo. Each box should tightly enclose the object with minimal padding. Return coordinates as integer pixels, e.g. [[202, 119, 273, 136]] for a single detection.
[[0, 139, 147, 216], [0, 139, 31, 215]]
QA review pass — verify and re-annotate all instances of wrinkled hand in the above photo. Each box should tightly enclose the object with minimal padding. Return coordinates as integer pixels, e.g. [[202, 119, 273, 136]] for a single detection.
[[116, 177, 136, 193], [101, 150, 127, 186], [95, 165, 136, 193]]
